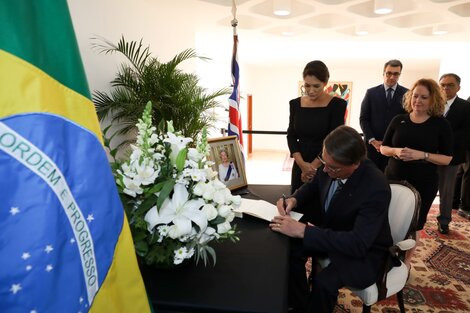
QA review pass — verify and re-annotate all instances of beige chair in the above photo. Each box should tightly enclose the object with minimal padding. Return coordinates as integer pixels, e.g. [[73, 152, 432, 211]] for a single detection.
[[319, 180, 420, 313]]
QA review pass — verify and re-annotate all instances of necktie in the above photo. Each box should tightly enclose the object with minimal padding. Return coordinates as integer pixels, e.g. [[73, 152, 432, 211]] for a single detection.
[[386, 88, 393, 105], [325, 179, 344, 211]]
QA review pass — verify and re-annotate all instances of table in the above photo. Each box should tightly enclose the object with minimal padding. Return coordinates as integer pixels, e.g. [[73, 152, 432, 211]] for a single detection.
[[143, 185, 291, 313]]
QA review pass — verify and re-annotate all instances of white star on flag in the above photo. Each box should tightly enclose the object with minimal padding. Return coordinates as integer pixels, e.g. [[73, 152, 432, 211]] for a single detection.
[[26, 265, 32, 271], [45, 264, 53, 272], [70, 238, 76, 244], [87, 214, 94, 223], [30, 310, 37, 313], [79, 297, 84, 303], [44, 245, 54, 253], [22, 252, 31, 260], [10, 207, 20, 215], [10, 283, 22, 294]]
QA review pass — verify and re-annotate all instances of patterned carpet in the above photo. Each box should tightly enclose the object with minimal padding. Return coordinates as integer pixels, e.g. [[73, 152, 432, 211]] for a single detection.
[[332, 205, 470, 313]]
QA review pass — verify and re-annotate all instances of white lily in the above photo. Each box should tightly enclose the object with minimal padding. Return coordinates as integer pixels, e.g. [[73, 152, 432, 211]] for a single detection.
[[145, 183, 207, 238], [122, 176, 143, 197], [164, 132, 192, 164], [133, 160, 160, 186]]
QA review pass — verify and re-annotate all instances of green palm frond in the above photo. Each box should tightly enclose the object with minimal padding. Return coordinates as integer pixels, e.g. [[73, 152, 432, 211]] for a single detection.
[[92, 36, 229, 158], [92, 35, 151, 74]]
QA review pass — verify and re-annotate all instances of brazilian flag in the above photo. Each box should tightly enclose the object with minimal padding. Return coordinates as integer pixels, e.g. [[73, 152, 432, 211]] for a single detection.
[[0, 1, 151, 312]]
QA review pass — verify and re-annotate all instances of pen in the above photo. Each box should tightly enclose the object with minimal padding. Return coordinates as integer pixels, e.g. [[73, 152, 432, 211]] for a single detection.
[[282, 194, 287, 210]]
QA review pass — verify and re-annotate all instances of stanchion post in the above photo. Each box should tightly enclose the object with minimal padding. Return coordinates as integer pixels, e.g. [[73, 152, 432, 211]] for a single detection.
[[247, 94, 252, 154]]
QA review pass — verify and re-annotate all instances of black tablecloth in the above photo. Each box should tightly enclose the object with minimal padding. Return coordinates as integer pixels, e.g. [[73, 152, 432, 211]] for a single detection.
[[143, 185, 291, 313]]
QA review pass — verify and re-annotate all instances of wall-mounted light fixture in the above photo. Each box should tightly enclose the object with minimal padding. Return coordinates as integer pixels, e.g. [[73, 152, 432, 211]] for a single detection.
[[432, 24, 448, 35], [374, 0, 393, 15], [273, 0, 292, 16]]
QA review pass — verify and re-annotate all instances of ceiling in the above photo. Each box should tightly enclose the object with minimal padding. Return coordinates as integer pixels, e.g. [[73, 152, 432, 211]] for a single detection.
[[195, 0, 470, 41]]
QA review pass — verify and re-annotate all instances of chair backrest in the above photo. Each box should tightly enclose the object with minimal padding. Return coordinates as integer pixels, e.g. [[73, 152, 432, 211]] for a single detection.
[[388, 181, 421, 244]]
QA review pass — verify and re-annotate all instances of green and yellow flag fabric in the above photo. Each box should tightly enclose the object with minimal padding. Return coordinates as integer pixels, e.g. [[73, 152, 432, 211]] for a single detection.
[[0, 1, 151, 312]]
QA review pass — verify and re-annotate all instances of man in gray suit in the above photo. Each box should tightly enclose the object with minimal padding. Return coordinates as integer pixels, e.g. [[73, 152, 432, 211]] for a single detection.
[[360, 59, 408, 171], [437, 74, 470, 234]]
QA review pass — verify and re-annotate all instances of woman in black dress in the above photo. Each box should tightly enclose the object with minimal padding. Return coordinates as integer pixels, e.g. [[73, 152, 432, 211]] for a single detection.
[[287, 61, 347, 193], [381, 79, 453, 264]]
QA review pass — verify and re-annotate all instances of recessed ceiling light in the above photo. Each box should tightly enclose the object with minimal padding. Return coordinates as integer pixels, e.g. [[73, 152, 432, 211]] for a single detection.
[[432, 25, 449, 35], [355, 25, 369, 36], [273, 0, 291, 16], [281, 26, 295, 36], [374, 0, 393, 15]]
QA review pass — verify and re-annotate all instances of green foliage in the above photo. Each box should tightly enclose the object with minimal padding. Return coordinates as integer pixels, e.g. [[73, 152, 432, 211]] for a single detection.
[[92, 36, 230, 152]]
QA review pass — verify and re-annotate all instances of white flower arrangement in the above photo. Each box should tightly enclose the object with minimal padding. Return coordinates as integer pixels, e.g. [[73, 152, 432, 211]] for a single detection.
[[116, 102, 240, 267]]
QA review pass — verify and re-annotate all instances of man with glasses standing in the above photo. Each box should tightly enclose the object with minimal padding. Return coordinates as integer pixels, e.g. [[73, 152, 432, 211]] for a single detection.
[[436, 73, 470, 233], [360, 59, 408, 171], [270, 126, 392, 313]]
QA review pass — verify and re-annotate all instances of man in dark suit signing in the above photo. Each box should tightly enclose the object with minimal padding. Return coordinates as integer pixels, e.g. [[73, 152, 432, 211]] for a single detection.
[[436, 73, 470, 234], [360, 59, 408, 171], [270, 126, 392, 313]]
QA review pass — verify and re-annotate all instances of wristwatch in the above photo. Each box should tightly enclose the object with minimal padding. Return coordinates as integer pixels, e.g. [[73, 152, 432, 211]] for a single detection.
[[424, 152, 429, 161]]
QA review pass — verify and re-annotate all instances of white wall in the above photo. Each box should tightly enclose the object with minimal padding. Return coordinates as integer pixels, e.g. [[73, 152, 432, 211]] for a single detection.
[[242, 58, 441, 151], [68, 0, 199, 94], [68, 0, 469, 154]]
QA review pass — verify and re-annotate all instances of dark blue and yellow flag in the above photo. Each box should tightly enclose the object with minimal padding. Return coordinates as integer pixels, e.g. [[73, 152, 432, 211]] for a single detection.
[[0, 1, 151, 312]]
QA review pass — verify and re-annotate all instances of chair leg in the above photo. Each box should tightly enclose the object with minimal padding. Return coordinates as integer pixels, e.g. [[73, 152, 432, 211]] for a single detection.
[[397, 290, 406, 313], [361, 304, 371, 313]]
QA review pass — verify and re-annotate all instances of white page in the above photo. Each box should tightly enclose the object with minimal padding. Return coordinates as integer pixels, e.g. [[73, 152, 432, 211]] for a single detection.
[[235, 198, 303, 222]]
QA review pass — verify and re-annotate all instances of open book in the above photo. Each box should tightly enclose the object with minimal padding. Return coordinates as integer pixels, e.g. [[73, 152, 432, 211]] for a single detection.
[[234, 198, 303, 222]]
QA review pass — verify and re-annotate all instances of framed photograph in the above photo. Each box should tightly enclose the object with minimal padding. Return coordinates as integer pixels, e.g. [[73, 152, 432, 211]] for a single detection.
[[298, 81, 353, 125], [207, 136, 247, 191]]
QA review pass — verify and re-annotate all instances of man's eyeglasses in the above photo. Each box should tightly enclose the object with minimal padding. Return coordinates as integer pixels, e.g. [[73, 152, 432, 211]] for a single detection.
[[385, 71, 401, 77], [317, 155, 342, 173]]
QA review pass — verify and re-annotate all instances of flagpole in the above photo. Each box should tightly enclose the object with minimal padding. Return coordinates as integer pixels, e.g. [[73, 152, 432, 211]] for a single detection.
[[228, 0, 244, 156], [231, 0, 238, 33]]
